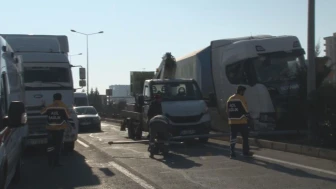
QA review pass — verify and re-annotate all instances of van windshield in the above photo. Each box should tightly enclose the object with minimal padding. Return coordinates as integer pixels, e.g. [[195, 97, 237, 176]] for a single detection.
[[24, 67, 70, 83], [151, 82, 202, 101], [74, 97, 89, 106]]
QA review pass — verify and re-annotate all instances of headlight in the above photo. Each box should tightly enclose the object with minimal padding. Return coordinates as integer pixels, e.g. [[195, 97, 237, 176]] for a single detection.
[[93, 117, 100, 123]]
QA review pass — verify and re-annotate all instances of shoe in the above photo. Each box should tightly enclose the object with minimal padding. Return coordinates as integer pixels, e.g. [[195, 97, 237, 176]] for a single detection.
[[243, 152, 254, 157], [230, 153, 236, 159]]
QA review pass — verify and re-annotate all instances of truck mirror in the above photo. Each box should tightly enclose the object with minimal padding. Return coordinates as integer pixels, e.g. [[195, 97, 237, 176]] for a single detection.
[[137, 95, 145, 106], [79, 80, 86, 87], [79, 68, 86, 80], [6, 101, 27, 128]]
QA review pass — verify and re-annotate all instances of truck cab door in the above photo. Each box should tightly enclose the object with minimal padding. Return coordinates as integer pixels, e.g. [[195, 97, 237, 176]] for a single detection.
[[141, 85, 150, 131]]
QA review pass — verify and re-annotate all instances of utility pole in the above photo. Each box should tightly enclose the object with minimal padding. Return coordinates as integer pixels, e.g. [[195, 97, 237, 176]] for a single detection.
[[307, 0, 316, 142]]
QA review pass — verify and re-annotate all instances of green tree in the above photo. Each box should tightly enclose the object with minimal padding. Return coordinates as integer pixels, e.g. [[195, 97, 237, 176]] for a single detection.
[[88, 87, 103, 112], [315, 39, 321, 57]]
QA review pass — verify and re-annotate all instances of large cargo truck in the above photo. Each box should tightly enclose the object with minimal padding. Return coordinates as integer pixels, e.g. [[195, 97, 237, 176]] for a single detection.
[[0, 34, 86, 151], [155, 35, 307, 135]]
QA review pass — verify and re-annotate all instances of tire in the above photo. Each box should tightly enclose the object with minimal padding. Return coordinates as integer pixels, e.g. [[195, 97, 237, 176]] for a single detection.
[[127, 121, 135, 139], [12, 158, 21, 184], [199, 137, 209, 143], [97, 124, 102, 132], [64, 141, 75, 152], [135, 126, 143, 140]]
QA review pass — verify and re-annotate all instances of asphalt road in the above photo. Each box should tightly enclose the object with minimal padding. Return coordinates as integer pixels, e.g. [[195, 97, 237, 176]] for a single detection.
[[10, 121, 336, 189]]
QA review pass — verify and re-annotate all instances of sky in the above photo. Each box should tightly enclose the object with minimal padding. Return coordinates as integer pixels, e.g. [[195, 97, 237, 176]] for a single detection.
[[1, 0, 335, 94]]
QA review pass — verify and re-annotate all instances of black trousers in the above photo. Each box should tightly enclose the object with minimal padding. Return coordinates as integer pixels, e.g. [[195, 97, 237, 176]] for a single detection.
[[47, 130, 64, 165], [149, 124, 170, 144], [230, 124, 249, 155]]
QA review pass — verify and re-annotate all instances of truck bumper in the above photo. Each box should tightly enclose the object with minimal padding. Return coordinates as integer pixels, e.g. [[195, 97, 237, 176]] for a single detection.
[[170, 121, 212, 137]]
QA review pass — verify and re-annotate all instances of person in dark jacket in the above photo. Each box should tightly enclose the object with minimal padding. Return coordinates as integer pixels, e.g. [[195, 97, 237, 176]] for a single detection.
[[41, 93, 72, 167], [147, 94, 163, 121], [146, 94, 163, 140], [226, 86, 254, 159]]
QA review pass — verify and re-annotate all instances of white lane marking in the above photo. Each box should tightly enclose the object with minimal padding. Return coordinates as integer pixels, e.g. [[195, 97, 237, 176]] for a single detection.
[[77, 140, 89, 148], [108, 161, 156, 189], [204, 144, 336, 177]]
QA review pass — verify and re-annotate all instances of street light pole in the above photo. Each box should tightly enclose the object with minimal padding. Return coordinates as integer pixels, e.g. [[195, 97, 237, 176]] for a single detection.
[[307, 0, 316, 142], [70, 29, 104, 94], [86, 35, 89, 94]]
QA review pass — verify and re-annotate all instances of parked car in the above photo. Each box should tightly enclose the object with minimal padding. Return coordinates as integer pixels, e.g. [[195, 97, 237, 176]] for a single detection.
[[74, 106, 101, 132], [0, 101, 27, 189]]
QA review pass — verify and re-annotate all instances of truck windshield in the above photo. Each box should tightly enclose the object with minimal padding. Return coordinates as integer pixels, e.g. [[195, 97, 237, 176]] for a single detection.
[[252, 52, 304, 83], [151, 82, 202, 101], [24, 67, 70, 83]]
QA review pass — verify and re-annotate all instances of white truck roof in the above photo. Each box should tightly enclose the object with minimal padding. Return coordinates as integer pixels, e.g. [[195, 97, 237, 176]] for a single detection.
[[0, 34, 69, 54]]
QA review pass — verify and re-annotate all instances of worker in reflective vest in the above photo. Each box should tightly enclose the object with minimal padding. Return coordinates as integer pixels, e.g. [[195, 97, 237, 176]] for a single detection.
[[41, 93, 71, 167], [226, 86, 254, 159]]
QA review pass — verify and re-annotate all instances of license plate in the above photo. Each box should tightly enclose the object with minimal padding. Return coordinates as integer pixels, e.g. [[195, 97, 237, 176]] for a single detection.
[[82, 122, 90, 125], [27, 138, 47, 145], [180, 130, 196, 135]]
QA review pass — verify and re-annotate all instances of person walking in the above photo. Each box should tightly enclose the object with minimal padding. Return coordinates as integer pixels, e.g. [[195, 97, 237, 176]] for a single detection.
[[41, 93, 72, 167], [226, 86, 254, 159]]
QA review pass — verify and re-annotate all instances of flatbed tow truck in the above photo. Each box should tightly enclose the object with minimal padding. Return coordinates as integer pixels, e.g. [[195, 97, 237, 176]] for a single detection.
[[108, 53, 227, 156]]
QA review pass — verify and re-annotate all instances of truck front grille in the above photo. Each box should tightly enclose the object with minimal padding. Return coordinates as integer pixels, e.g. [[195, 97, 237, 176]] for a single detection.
[[27, 116, 48, 135], [166, 114, 203, 123]]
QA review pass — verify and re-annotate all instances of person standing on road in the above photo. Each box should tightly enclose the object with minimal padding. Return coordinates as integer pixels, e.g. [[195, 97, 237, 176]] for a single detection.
[[41, 93, 71, 167], [146, 94, 163, 140], [226, 86, 254, 159]]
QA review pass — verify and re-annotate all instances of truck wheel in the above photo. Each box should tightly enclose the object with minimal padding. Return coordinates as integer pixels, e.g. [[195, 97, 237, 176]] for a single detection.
[[127, 122, 135, 139], [64, 141, 75, 152], [12, 158, 21, 184], [135, 126, 143, 140]]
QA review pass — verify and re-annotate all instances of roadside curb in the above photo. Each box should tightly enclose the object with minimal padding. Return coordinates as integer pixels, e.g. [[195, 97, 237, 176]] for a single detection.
[[102, 118, 336, 161]]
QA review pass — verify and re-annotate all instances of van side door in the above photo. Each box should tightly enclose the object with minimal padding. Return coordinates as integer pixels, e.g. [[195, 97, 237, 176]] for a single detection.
[[0, 73, 18, 176]]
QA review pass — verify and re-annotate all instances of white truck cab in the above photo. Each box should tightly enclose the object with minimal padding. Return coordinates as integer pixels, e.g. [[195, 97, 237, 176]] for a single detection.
[[0, 34, 86, 151]]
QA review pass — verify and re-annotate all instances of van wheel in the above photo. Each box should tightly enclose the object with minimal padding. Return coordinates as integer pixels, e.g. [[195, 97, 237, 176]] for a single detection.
[[12, 158, 21, 184], [64, 141, 75, 152]]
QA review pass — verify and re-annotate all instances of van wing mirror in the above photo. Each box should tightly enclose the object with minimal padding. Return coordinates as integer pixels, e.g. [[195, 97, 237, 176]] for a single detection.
[[6, 101, 27, 128], [79, 68, 86, 80]]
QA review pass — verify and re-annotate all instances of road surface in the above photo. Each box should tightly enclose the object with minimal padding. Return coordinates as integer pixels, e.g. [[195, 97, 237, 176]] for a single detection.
[[11, 121, 336, 189]]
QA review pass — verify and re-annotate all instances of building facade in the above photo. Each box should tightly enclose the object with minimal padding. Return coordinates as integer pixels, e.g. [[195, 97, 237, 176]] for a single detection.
[[324, 32, 336, 82]]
